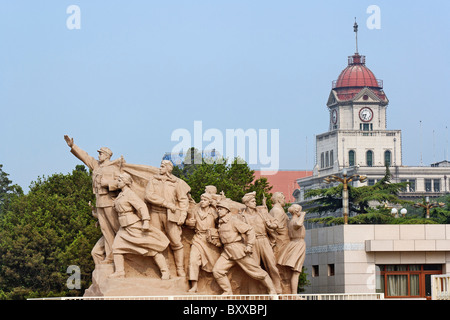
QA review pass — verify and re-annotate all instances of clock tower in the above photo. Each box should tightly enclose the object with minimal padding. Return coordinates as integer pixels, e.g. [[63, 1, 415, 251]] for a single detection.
[[295, 21, 450, 216], [315, 26, 401, 175]]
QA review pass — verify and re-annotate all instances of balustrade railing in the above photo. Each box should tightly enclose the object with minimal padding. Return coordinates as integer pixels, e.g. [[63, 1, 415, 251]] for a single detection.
[[29, 293, 384, 300], [432, 274, 450, 300]]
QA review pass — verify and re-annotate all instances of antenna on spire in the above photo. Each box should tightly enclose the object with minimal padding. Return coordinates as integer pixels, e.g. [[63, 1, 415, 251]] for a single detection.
[[433, 129, 436, 163], [420, 120, 423, 166], [305, 135, 308, 169], [353, 18, 359, 54], [446, 126, 448, 161]]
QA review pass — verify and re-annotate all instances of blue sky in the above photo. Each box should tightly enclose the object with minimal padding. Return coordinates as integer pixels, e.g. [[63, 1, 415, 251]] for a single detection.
[[0, 1, 449, 191]]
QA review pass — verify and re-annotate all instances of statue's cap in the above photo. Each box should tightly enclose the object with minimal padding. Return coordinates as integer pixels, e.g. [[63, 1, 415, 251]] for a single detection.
[[216, 201, 230, 211], [242, 191, 256, 203], [97, 147, 113, 157]]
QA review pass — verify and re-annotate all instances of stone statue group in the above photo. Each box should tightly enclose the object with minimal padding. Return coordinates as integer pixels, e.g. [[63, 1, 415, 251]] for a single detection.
[[64, 135, 306, 295]]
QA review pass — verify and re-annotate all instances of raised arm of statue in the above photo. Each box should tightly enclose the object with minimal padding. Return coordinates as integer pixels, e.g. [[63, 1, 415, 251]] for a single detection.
[[64, 135, 74, 148], [64, 135, 98, 170], [294, 211, 306, 229]]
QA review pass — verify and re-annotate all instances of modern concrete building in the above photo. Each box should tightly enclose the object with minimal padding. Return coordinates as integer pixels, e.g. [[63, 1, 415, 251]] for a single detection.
[[304, 224, 450, 299]]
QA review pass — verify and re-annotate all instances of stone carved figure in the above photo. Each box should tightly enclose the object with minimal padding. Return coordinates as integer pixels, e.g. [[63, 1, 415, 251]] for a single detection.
[[277, 204, 306, 294], [109, 173, 171, 279], [269, 192, 290, 259], [63, 137, 309, 296], [204, 185, 220, 202], [212, 201, 277, 295], [205, 185, 246, 215], [88, 201, 106, 265], [204, 185, 228, 205], [144, 160, 191, 277], [64, 135, 121, 264], [240, 191, 283, 294], [185, 192, 221, 293]]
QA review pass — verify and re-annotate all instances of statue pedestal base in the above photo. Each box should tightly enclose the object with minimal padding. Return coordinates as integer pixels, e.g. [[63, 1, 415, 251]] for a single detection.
[[84, 263, 189, 297], [83, 228, 294, 297], [84, 259, 293, 297]]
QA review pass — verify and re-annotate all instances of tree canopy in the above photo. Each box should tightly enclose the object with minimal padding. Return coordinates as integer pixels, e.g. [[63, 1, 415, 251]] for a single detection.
[[173, 149, 274, 208], [0, 165, 99, 299], [0, 164, 23, 214], [402, 194, 450, 223], [304, 166, 418, 225]]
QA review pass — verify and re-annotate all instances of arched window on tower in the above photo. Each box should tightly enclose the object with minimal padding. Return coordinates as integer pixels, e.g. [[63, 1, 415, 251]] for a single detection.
[[349, 150, 355, 167], [384, 150, 392, 166], [366, 150, 374, 167]]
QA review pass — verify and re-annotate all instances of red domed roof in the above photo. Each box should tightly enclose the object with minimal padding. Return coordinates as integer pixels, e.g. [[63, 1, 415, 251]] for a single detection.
[[332, 54, 386, 101]]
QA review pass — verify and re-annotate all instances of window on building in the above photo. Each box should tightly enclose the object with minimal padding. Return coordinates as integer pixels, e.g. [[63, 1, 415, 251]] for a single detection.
[[312, 265, 319, 277], [328, 264, 335, 277], [384, 150, 392, 166], [360, 123, 373, 131], [425, 179, 432, 192], [349, 150, 355, 167], [377, 264, 442, 299], [409, 179, 416, 192], [400, 179, 408, 192], [434, 179, 440, 192], [330, 150, 334, 167], [366, 150, 373, 167], [320, 153, 324, 168], [325, 151, 329, 167]]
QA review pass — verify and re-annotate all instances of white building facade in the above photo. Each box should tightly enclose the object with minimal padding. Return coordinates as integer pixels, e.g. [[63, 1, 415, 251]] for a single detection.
[[304, 224, 450, 299]]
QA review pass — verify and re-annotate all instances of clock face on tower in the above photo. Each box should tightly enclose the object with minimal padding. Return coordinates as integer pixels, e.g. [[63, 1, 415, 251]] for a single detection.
[[359, 107, 373, 122], [331, 109, 337, 124]]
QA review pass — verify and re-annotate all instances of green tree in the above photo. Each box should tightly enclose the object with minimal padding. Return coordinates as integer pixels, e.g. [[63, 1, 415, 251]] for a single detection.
[[173, 152, 273, 208], [298, 267, 311, 293], [403, 194, 450, 223], [0, 165, 99, 299], [305, 166, 413, 225], [429, 194, 450, 223], [0, 164, 23, 214]]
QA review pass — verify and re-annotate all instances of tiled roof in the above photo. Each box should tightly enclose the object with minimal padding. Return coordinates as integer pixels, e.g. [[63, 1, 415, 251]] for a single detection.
[[254, 170, 312, 203]]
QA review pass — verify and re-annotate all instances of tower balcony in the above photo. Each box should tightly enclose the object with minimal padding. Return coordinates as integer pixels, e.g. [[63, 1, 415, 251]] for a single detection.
[[332, 79, 383, 89]]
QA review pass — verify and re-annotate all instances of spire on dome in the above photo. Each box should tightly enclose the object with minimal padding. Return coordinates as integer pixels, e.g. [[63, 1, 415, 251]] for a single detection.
[[329, 19, 387, 102], [353, 18, 359, 54]]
